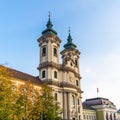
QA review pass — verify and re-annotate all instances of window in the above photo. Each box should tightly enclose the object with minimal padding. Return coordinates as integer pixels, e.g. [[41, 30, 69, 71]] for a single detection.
[[42, 46, 46, 56], [75, 60, 77, 66], [106, 113, 108, 120], [53, 47, 57, 56], [78, 107, 80, 113], [42, 70, 46, 78], [54, 71, 57, 78], [78, 98, 80, 105], [76, 80, 79, 86], [72, 95, 75, 107], [55, 93, 57, 101], [84, 115, 86, 119]]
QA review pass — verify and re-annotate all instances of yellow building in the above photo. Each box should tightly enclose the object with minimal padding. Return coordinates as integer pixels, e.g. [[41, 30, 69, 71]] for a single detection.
[[83, 97, 120, 120]]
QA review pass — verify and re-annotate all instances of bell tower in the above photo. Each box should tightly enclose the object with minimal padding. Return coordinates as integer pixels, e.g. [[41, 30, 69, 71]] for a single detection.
[[61, 28, 80, 74], [37, 13, 61, 81], [61, 29, 83, 120]]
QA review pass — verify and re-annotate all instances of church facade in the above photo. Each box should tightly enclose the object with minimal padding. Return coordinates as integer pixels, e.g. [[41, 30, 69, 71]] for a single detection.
[[37, 15, 83, 120]]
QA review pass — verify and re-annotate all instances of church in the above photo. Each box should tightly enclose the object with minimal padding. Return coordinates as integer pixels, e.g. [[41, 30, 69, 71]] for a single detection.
[[37, 14, 83, 120], [4, 15, 120, 120]]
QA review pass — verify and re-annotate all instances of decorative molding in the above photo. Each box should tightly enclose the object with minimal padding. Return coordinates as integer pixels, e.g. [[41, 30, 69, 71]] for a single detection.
[[38, 34, 61, 46], [41, 79, 83, 93], [38, 62, 81, 79]]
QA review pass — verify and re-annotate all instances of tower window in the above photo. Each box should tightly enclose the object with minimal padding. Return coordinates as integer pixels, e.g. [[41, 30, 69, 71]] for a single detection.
[[42, 70, 46, 78], [72, 95, 75, 108], [75, 60, 77, 66], [78, 107, 80, 113], [42, 46, 46, 56], [55, 93, 57, 101], [54, 71, 57, 78], [53, 47, 57, 56], [78, 98, 80, 105], [76, 80, 79, 86]]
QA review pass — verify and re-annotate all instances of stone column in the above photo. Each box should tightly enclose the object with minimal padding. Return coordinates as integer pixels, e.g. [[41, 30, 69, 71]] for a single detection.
[[67, 92, 71, 120], [63, 92, 67, 119]]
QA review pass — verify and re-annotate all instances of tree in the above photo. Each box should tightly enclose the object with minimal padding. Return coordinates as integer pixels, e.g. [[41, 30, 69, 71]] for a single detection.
[[0, 65, 62, 120], [0, 65, 17, 120], [15, 81, 40, 120], [39, 84, 62, 120], [17, 83, 62, 120]]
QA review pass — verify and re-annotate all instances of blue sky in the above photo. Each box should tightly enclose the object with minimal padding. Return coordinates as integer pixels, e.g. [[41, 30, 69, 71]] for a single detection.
[[0, 0, 120, 108]]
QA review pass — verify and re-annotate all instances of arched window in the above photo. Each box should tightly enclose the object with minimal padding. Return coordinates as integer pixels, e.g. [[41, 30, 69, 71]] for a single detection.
[[78, 98, 80, 105], [106, 113, 108, 120], [72, 95, 75, 107], [114, 113, 116, 120], [78, 107, 80, 113], [76, 80, 79, 86], [54, 71, 57, 78], [42, 70, 46, 78], [75, 60, 77, 66], [110, 114, 112, 120], [53, 47, 57, 56], [42, 46, 46, 56], [55, 93, 57, 101]]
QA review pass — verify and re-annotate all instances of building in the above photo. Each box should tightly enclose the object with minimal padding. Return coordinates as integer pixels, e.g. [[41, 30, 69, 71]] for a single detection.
[[83, 97, 118, 120], [37, 15, 83, 120], [3, 15, 120, 120]]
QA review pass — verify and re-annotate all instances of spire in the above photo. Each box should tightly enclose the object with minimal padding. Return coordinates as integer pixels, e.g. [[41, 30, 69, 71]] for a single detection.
[[64, 28, 77, 49], [46, 11, 53, 29], [42, 12, 57, 35], [67, 27, 72, 42]]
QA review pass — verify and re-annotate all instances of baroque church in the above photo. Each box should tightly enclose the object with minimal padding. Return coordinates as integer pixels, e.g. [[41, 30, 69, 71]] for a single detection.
[[37, 15, 83, 120], [4, 15, 120, 120]]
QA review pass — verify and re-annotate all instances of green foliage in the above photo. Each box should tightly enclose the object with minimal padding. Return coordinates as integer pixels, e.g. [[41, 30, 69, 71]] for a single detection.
[[0, 65, 62, 120], [39, 84, 62, 120], [0, 66, 17, 120]]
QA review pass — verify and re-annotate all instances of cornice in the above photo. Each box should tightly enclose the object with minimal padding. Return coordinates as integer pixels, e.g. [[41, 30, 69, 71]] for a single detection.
[[37, 34, 61, 46], [60, 48, 80, 55], [41, 79, 83, 93], [38, 62, 81, 79]]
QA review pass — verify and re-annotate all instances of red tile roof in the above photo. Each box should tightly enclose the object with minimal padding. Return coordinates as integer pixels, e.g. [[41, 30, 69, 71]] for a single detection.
[[1, 65, 42, 85]]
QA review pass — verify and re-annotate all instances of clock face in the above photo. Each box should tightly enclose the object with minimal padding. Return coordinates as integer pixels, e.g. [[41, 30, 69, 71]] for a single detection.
[[69, 76, 74, 83]]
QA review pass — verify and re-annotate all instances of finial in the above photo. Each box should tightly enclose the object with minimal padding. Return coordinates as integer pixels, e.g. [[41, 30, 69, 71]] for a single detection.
[[68, 27, 70, 34], [46, 11, 53, 29], [48, 11, 51, 20], [67, 27, 72, 42]]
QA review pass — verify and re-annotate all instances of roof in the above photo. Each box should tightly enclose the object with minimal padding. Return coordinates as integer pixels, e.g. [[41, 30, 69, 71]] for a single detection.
[[86, 97, 109, 102], [1, 65, 42, 85], [82, 102, 96, 110], [42, 14, 57, 35], [64, 30, 77, 49], [83, 97, 116, 110]]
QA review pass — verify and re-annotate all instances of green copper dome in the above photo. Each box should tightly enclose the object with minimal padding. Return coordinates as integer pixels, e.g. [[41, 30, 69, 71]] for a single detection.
[[42, 13, 57, 35], [64, 28, 77, 49]]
